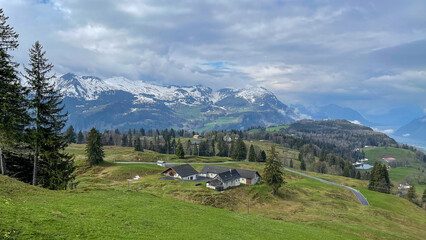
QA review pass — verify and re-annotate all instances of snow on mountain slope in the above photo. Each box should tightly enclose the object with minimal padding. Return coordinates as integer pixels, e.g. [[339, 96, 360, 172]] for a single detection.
[[56, 73, 213, 105], [55, 73, 113, 100], [56, 73, 276, 106]]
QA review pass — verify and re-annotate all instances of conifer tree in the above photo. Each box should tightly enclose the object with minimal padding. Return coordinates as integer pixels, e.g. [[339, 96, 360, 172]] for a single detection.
[[25, 41, 74, 188], [355, 171, 361, 179], [300, 159, 306, 170], [248, 144, 256, 162], [64, 125, 76, 143], [134, 137, 143, 152], [368, 162, 391, 193], [264, 145, 284, 195], [86, 128, 104, 166], [289, 159, 294, 168], [176, 140, 185, 159], [232, 138, 247, 160], [77, 130, 84, 144], [407, 185, 417, 203], [260, 150, 266, 162], [121, 134, 128, 147], [422, 189, 426, 209], [210, 139, 216, 156], [0, 8, 29, 176]]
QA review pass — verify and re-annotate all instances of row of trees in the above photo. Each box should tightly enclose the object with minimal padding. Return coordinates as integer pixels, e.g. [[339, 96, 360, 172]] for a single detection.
[[0, 9, 74, 189]]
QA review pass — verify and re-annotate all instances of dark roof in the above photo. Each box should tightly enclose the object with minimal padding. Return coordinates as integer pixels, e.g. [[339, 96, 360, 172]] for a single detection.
[[163, 164, 198, 177], [235, 168, 261, 179], [216, 169, 240, 183], [200, 165, 230, 175], [200, 165, 260, 179]]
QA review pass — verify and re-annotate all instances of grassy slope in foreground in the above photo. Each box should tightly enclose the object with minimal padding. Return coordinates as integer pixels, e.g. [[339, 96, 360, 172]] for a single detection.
[[1, 175, 358, 240]]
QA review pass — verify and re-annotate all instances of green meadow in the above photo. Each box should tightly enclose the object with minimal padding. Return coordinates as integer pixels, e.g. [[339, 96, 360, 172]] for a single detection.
[[1, 144, 426, 239]]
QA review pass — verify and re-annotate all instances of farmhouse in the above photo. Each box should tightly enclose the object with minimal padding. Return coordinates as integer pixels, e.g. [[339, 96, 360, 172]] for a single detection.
[[161, 164, 198, 180], [206, 169, 241, 191], [199, 165, 261, 185]]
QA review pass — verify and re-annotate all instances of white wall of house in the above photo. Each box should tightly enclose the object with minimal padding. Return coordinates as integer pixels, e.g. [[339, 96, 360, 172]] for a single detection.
[[252, 175, 260, 184], [223, 179, 240, 189], [182, 174, 197, 180], [206, 183, 217, 189], [240, 178, 247, 184], [198, 172, 218, 178]]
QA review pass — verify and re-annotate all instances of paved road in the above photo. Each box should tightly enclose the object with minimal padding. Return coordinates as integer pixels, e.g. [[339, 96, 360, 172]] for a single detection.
[[116, 161, 369, 206], [283, 168, 370, 206]]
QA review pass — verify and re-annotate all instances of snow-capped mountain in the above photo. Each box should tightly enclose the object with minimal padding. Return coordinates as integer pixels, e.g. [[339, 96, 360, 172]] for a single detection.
[[54, 73, 303, 130]]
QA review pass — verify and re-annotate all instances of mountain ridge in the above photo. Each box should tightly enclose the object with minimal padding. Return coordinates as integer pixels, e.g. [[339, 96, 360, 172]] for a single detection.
[[55, 73, 303, 131]]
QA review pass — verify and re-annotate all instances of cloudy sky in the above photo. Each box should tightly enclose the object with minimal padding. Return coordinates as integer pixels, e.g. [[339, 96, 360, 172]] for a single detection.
[[2, 0, 426, 115]]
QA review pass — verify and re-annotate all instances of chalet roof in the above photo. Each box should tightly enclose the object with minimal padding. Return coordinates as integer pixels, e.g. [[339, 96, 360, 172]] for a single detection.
[[200, 165, 260, 179], [216, 169, 240, 183], [163, 164, 198, 177]]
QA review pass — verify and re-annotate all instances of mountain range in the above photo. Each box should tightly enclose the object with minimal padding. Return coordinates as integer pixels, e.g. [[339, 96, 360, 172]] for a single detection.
[[56, 73, 304, 131], [54, 73, 426, 143]]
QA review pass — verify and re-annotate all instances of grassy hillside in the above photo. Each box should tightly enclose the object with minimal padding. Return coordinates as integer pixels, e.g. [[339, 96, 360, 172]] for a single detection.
[[364, 147, 426, 194], [1, 144, 426, 239], [1, 175, 348, 240]]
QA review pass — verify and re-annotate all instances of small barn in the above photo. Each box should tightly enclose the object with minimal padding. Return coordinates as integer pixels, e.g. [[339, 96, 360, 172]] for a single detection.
[[206, 169, 241, 191], [161, 164, 198, 180]]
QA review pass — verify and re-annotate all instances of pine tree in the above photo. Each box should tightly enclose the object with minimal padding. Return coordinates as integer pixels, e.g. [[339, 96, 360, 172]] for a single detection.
[[25, 41, 74, 188], [422, 189, 426, 209], [64, 125, 77, 143], [248, 144, 256, 162], [77, 130, 84, 144], [261, 150, 266, 162], [263, 145, 284, 195], [134, 137, 143, 152], [0, 9, 29, 176], [86, 128, 104, 166], [121, 134, 128, 147], [176, 140, 185, 159], [232, 138, 247, 160], [289, 159, 294, 168], [407, 185, 417, 203], [210, 139, 216, 156], [368, 162, 391, 193], [355, 171, 361, 179], [300, 159, 306, 170]]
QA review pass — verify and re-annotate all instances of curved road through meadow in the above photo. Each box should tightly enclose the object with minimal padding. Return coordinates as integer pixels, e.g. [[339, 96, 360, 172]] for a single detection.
[[115, 161, 369, 206], [283, 167, 369, 206]]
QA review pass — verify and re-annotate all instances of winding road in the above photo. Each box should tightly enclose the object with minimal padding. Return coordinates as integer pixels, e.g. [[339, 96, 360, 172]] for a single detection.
[[283, 168, 370, 206], [115, 161, 369, 206]]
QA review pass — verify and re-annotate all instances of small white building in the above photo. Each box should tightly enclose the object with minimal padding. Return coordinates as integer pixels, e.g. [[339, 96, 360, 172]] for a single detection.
[[161, 164, 198, 180]]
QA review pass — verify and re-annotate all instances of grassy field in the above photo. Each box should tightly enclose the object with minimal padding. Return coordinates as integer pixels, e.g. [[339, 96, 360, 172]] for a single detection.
[[67, 144, 232, 164], [1, 144, 426, 239], [266, 125, 290, 132], [364, 147, 426, 194]]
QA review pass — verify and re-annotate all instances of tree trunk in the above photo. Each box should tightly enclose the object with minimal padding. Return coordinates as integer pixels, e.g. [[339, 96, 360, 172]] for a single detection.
[[32, 139, 38, 186], [0, 147, 6, 175]]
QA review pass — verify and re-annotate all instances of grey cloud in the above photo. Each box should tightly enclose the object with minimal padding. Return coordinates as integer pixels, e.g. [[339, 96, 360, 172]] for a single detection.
[[1, 0, 425, 113]]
